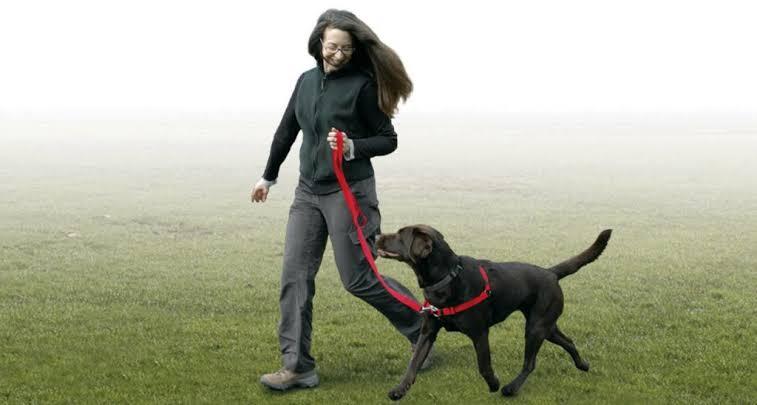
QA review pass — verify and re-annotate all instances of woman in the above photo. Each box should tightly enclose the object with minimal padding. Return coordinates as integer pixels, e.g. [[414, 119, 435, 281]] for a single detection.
[[252, 9, 425, 391]]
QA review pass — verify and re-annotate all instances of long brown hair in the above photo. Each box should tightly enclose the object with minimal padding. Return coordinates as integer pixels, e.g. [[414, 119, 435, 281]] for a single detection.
[[308, 9, 412, 118]]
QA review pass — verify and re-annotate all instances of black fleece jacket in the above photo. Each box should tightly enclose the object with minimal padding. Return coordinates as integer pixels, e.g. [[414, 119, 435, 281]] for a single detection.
[[262, 62, 398, 194]]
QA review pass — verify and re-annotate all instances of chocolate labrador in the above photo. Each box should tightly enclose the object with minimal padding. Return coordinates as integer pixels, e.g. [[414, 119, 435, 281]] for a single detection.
[[376, 225, 612, 399]]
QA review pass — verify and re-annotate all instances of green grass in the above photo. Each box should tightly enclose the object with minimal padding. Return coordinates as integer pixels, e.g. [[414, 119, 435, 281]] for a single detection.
[[1, 118, 756, 404]]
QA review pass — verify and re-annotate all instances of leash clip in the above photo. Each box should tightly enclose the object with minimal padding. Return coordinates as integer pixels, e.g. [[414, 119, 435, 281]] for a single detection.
[[420, 304, 441, 318]]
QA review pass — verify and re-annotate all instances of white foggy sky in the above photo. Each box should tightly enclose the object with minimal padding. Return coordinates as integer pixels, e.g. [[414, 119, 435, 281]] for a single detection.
[[1, 0, 756, 118]]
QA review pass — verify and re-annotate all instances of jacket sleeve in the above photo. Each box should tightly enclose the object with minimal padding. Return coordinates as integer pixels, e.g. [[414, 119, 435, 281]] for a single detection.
[[351, 81, 398, 159], [262, 74, 304, 181]]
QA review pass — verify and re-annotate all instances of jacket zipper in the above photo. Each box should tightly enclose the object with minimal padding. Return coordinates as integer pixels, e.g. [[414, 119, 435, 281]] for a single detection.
[[312, 74, 327, 181]]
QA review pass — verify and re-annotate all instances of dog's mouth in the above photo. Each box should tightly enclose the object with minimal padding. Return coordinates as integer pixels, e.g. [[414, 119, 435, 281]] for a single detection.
[[377, 249, 401, 259]]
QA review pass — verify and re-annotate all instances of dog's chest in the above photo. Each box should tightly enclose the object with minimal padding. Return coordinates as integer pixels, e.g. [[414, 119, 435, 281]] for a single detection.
[[440, 318, 463, 332], [438, 311, 491, 334]]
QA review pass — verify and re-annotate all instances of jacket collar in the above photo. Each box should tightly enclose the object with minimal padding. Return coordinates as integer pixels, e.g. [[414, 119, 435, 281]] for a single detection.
[[317, 60, 357, 79]]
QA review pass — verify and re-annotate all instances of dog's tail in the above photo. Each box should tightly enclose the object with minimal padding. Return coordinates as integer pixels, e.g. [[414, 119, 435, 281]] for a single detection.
[[550, 229, 612, 280]]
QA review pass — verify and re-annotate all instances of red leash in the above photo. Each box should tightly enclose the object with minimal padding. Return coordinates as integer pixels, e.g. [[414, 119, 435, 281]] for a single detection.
[[332, 131, 422, 312], [331, 131, 491, 317]]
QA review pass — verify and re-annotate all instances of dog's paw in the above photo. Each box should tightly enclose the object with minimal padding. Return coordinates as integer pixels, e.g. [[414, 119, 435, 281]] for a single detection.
[[388, 385, 407, 401], [577, 360, 590, 372], [501, 383, 519, 397], [487, 376, 500, 392]]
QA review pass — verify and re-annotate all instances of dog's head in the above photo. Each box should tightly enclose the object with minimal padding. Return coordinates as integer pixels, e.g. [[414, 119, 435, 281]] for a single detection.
[[377, 225, 461, 295], [376, 224, 445, 263]]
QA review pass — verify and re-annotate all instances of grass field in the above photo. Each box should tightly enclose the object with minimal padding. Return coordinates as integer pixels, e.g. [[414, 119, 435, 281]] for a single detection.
[[1, 116, 755, 404]]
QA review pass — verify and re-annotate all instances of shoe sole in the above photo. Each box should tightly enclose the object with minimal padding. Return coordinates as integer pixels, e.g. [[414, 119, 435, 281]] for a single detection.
[[260, 373, 319, 391]]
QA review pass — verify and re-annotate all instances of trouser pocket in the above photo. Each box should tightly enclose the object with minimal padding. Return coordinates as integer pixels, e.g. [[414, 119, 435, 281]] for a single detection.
[[345, 177, 381, 252]]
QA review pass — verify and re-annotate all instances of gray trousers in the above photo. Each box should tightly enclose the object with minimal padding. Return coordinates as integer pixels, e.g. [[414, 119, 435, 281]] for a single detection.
[[278, 176, 422, 373]]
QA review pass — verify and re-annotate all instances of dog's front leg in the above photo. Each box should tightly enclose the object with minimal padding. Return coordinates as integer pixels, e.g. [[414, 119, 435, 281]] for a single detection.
[[470, 329, 499, 392], [388, 313, 441, 401]]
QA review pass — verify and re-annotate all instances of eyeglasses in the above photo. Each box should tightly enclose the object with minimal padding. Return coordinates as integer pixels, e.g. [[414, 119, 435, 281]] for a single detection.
[[320, 39, 355, 56]]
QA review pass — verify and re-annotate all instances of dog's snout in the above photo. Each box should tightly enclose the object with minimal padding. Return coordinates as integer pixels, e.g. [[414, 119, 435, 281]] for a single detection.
[[376, 233, 396, 244]]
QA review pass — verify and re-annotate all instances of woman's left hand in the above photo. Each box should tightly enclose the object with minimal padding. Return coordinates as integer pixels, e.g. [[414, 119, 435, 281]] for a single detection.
[[327, 127, 350, 154]]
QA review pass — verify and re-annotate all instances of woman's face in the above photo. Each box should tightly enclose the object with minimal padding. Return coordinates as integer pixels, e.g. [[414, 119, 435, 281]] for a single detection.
[[321, 27, 354, 73]]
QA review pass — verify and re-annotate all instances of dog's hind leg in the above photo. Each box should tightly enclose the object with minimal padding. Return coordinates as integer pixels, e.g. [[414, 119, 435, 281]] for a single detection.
[[470, 330, 500, 392], [547, 326, 589, 371], [501, 320, 548, 396]]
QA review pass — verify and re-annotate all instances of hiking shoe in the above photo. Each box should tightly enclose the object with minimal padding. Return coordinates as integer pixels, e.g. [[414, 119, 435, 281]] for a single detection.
[[411, 344, 434, 371], [260, 368, 319, 391]]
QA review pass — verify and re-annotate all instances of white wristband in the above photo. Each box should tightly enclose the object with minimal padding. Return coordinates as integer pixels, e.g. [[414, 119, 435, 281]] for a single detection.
[[257, 178, 277, 188], [344, 138, 356, 161]]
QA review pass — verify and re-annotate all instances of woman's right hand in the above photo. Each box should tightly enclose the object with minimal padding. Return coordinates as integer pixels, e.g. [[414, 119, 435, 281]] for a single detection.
[[251, 178, 274, 203]]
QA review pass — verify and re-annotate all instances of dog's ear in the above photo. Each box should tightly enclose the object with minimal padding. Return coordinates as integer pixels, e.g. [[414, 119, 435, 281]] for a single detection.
[[416, 224, 444, 240], [410, 227, 434, 260]]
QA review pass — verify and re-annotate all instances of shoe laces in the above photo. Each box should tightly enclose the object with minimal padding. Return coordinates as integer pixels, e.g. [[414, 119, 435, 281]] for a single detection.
[[272, 368, 291, 377]]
